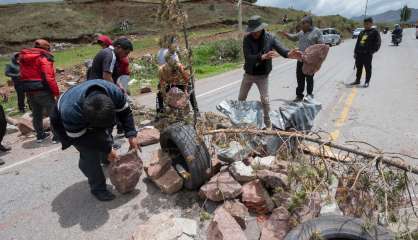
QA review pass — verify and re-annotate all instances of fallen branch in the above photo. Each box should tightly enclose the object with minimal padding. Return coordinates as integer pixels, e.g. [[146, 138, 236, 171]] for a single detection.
[[202, 128, 418, 175]]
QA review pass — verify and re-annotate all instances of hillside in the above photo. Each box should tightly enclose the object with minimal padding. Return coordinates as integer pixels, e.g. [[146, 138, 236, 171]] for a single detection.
[[352, 8, 418, 23]]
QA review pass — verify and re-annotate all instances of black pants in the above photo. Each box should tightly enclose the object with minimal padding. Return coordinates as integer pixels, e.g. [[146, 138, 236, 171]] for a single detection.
[[14, 84, 26, 112], [74, 143, 108, 193], [296, 61, 314, 98], [27, 91, 55, 139], [355, 54, 373, 83], [156, 84, 198, 112], [0, 105, 6, 144]]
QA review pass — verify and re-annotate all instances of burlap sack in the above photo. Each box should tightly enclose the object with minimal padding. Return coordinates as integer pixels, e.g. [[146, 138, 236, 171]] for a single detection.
[[109, 150, 143, 194]]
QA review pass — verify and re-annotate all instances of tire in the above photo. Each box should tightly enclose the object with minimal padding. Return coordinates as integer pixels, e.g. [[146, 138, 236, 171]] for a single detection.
[[284, 215, 394, 240], [160, 122, 211, 190]]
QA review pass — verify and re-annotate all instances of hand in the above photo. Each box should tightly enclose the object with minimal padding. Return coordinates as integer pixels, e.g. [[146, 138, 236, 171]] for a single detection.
[[261, 51, 278, 60], [278, 31, 288, 37], [107, 149, 119, 162], [128, 137, 141, 152], [288, 49, 302, 60]]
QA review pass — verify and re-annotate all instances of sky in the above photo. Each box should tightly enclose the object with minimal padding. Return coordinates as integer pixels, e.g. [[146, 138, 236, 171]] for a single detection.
[[257, 0, 418, 17]]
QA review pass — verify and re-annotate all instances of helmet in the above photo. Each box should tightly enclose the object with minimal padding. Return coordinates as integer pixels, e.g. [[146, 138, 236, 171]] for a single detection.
[[34, 39, 51, 51]]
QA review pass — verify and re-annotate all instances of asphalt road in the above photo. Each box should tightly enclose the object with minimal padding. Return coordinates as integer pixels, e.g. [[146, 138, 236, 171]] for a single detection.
[[0, 29, 417, 240]]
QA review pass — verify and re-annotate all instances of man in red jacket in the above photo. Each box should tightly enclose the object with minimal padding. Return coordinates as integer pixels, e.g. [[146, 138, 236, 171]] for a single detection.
[[20, 39, 60, 143]]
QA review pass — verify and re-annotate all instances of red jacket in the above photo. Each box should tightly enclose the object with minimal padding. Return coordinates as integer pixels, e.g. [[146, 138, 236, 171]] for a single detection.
[[19, 48, 60, 97]]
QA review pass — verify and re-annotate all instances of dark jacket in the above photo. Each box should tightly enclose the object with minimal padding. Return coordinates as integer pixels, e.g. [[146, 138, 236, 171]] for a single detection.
[[354, 28, 381, 56], [5, 56, 20, 84], [244, 31, 289, 76], [51, 79, 137, 153]]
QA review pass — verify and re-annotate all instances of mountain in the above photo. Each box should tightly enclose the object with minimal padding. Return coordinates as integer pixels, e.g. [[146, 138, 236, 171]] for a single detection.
[[352, 8, 418, 23]]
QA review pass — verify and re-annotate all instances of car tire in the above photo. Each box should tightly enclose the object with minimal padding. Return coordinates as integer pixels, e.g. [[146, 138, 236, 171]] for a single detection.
[[160, 122, 211, 190], [284, 215, 394, 240]]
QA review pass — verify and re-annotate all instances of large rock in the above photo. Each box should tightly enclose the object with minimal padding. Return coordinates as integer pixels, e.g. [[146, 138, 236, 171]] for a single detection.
[[137, 126, 160, 146], [217, 141, 250, 163], [207, 206, 248, 240], [256, 169, 289, 190], [153, 167, 184, 194], [199, 171, 242, 202], [229, 161, 256, 183], [132, 212, 198, 240], [260, 207, 290, 240], [251, 156, 275, 170], [12, 117, 51, 135], [222, 200, 249, 229], [109, 150, 143, 194], [241, 180, 274, 215], [145, 150, 172, 179], [210, 157, 223, 177]]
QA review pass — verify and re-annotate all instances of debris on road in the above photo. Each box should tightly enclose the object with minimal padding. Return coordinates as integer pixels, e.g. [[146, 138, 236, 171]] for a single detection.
[[137, 126, 160, 146], [222, 200, 249, 229], [109, 150, 143, 194], [229, 160, 256, 183], [207, 206, 248, 240], [199, 170, 242, 202], [241, 179, 275, 215]]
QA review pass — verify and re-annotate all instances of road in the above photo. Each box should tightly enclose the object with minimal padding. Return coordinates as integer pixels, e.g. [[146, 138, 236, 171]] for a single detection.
[[0, 29, 417, 240]]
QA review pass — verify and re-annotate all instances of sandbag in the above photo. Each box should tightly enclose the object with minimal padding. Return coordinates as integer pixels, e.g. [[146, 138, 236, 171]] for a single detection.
[[137, 126, 160, 146], [302, 44, 330, 76], [109, 150, 143, 194]]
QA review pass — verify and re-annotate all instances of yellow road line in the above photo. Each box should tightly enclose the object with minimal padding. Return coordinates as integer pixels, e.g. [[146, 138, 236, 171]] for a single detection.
[[330, 88, 358, 141]]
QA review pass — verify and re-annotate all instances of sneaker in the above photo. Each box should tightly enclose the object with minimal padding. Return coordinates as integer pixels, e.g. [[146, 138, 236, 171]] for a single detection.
[[306, 94, 314, 99], [36, 132, 51, 143], [91, 190, 116, 201], [293, 96, 304, 102], [0, 144, 11, 152], [349, 81, 360, 86], [52, 136, 60, 144], [364, 82, 370, 88]]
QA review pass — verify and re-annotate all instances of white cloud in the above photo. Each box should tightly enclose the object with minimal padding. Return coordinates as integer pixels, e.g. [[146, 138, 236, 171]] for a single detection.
[[257, 0, 418, 17]]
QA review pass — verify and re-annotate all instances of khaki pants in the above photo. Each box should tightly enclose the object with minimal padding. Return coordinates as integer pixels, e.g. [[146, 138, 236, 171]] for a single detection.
[[238, 73, 271, 127]]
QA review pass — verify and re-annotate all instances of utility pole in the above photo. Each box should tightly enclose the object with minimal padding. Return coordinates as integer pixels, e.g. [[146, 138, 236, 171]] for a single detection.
[[238, 0, 243, 32], [364, 0, 369, 18]]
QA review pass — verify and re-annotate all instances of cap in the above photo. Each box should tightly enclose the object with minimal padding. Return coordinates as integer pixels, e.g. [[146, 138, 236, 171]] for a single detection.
[[97, 35, 113, 47], [113, 38, 133, 51]]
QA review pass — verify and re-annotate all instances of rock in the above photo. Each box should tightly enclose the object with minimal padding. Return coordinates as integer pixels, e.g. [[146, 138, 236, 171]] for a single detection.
[[137, 126, 160, 146], [132, 212, 198, 240], [6, 124, 18, 134], [244, 216, 261, 240], [241, 180, 275, 215], [16, 118, 34, 135], [229, 161, 256, 183], [153, 166, 184, 194], [260, 207, 290, 240], [199, 171, 242, 202], [222, 200, 249, 229], [145, 150, 172, 179], [207, 206, 248, 240], [251, 156, 275, 170], [109, 150, 143, 194], [211, 157, 222, 176], [217, 141, 250, 163], [140, 86, 152, 94], [256, 169, 289, 190]]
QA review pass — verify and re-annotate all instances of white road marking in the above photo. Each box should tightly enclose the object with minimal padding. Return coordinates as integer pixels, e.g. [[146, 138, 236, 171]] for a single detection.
[[0, 147, 61, 173]]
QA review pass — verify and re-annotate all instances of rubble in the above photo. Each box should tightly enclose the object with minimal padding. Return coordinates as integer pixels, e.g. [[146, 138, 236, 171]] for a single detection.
[[132, 212, 198, 240], [259, 207, 290, 240], [108, 150, 143, 194], [251, 156, 275, 170], [145, 150, 172, 179], [229, 161, 256, 183], [137, 126, 160, 146], [256, 169, 288, 190], [207, 206, 248, 240], [241, 180, 275, 215], [199, 170, 242, 202], [216, 141, 250, 163], [222, 200, 249, 229], [152, 166, 184, 194]]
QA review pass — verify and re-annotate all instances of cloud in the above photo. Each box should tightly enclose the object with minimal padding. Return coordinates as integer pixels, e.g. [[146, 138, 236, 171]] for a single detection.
[[257, 0, 418, 17]]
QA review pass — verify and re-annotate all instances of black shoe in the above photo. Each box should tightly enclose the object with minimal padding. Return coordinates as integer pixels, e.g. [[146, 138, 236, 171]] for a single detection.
[[91, 190, 116, 201], [349, 81, 360, 86], [364, 82, 369, 88], [36, 132, 51, 143], [293, 96, 304, 102], [0, 159, 4, 165], [0, 144, 11, 152]]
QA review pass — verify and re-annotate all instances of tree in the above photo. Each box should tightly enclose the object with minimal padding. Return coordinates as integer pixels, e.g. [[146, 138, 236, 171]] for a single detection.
[[400, 5, 411, 23]]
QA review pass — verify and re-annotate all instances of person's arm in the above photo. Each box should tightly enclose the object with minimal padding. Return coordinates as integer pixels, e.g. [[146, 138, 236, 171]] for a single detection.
[[281, 31, 299, 42], [272, 36, 290, 58], [39, 57, 60, 98], [5, 65, 19, 78], [179, 64, 190, 86], [373, 31, 381, 53], [102, 51, 116, 82], [113, 90, 137, 140], [316, 29, 325, 44], [354, 32, 361, 56]]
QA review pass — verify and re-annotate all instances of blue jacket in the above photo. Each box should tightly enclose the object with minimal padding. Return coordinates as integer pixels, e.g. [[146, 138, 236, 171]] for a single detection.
[[54, 79, 137, 152]]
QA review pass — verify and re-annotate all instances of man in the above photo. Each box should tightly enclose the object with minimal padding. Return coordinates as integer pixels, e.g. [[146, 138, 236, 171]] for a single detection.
[[50, 79, 139, 201], [240, 15, 301, 129], [19, 39, 60, 143], [88, 38, 133, 83], [281, 16, 324, 101], [392, 24, 403, 39], [0, 87, 11, 164], [157, 53, 198, 114], [350, 17, 381, 88], [5, 53, 26, 113]]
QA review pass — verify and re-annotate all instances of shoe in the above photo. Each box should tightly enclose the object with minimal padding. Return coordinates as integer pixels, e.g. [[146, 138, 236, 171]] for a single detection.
[[293, 96, 304, 102], [349, 81, 360, 86], [0, 144, 11, 152], [36, 132, 51, 143], [91, 190, 116, 201], [0, 159, 5, 165], [112, 143, 122, 150], [364, 82, 369, 88], [52, 136, 60, 144], [306, 94, 314, 99]]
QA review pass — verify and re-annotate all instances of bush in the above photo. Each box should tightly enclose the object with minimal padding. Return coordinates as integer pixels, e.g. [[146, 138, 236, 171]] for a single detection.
[[212, 39, 242, 64]]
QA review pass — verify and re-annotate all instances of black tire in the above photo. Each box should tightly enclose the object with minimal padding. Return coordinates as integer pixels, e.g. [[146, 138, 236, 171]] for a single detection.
[[160, 122, 211, 190], [284, 215, 394, 240]]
